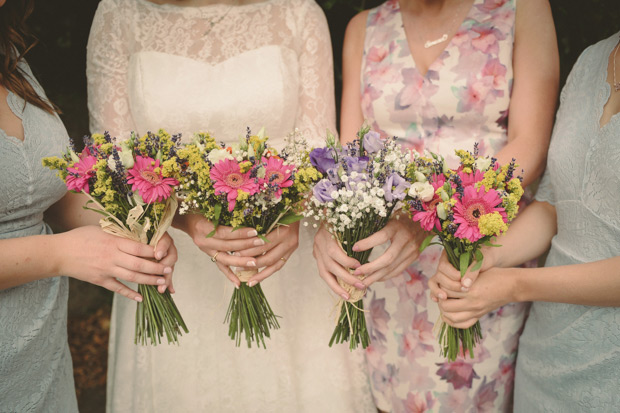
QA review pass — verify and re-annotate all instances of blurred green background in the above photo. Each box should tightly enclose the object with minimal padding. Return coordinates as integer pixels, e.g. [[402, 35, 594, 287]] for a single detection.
[[24, 0, 620, 411]]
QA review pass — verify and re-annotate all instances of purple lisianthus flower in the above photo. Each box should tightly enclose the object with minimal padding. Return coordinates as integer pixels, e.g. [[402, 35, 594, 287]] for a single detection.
[[309, 147, 337, 174], [313, 179, 336, 203], [343, 155, 369, 173], [363, 130, 383, 154], [383, 173, 410, 202]]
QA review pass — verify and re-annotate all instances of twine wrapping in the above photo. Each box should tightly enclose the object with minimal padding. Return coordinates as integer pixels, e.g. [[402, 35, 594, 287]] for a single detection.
[[236, 269, 259, 283]]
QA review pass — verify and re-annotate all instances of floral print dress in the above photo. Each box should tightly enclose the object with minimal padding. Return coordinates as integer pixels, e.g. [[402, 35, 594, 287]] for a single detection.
[[361, 1, 527, 411]]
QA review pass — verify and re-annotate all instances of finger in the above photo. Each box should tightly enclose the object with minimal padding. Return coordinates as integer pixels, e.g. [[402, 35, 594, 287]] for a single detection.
[[214, 261, 241, 288], [353, 243, 401, 276], [117, 253, 172, 277], [154, 233, 172, 261], [316, 257, 350, 300], [103, 279, 142, 302], [352, 225, 395, 252], [116, 238, 157, 259], [428, 276, 448, 301], [114, 267, 169, 287], [197, 236, 263, 253], [433, 270, 463, 294], [204, 250, 257, 269], [248, 255, 290, 285], [253, 239, 296, 268], [214, 226, 259, 240]]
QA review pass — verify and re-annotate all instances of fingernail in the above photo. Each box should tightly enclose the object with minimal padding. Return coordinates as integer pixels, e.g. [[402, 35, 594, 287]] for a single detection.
[[439, 293, 447, 300], [352, 245, 360, 252], [135, 296, 143, 302], [248, 261, 256, 267], [157, 278, 166, 285], [463, 278, 472, 287], [253, 239, 265, 246], [248, 229, 258, 237], [248, 280, 257, 287], [235, 283, 240, 289], [461, 286, 469, 292], [155, 251, 164, 260], [163, 267, 172, 275], [354, 269, 363, 276], [354, 282, 366, 290], [340, 293, 350, 300], [159, 285, 167, 293], [234, 252, 241, 257], [431, 296, 438, 302]]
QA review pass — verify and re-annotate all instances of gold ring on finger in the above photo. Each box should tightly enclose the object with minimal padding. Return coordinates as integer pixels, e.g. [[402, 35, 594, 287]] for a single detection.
[[280, 256, 287, 262], [211, 251, 220, 263]]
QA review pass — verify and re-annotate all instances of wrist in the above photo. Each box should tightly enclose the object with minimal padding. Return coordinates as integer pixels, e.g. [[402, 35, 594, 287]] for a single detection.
[[505, 267, 527, 303], [45, 233, 66, 278]]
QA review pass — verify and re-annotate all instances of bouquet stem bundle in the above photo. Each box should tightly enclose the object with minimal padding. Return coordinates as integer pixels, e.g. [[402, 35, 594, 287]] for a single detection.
[[225, 269, 280, 349], [136, 285, 188, 345], [438, 241, 482, 360], [329, 213, 392, 350]]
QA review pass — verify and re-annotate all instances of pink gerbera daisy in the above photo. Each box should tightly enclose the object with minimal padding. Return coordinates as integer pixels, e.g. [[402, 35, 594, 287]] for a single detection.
[[66, 154, 97, 193], [210, 158, 259, 212], [453, 185, 506, 242], [259, 156, 294, 199], [127, 156, 179, 203], [457, 167, 485, 187]]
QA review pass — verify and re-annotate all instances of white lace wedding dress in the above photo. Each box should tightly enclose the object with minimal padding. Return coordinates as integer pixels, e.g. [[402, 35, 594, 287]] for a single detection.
[[87, 0, 374, 412]]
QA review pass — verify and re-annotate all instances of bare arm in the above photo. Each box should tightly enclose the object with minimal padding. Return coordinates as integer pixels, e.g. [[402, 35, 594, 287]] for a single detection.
[[339, 11, 368, 144], [494, 0, 559, 186]]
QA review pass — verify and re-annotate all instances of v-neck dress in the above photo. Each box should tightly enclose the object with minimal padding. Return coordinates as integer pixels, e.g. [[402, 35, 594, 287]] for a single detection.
[[514, 32, 620, 412], [360, 1, 525, 411], [0, 62, 77, 412]]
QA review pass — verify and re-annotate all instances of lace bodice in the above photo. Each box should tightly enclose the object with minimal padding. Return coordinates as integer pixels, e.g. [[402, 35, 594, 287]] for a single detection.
[[87, 0, 336, 145]]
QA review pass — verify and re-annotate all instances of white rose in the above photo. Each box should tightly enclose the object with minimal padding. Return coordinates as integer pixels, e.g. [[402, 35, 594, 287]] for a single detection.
[[408, 182, 435, 202], [475, 156, 492, 172], [208, 148, 234, 164], [414, 171, 427, 183]]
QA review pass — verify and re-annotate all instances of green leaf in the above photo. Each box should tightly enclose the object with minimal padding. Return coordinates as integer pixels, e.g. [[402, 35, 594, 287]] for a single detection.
[[277, 213, 304, 226], [214, 203, 222, 222], [471, 249, 484, 272], [459, 252, 470, 277], [483, 239, 502, 248], [258, 234, 269, 243], [419, 234, 435, 252], [205, 228, 216, 238]]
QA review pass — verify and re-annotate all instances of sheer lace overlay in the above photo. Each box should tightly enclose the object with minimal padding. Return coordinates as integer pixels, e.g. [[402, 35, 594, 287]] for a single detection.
[[87, 1, 375, 412]]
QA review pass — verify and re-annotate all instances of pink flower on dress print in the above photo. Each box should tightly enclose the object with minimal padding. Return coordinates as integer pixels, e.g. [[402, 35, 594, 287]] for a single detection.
[[481, 58, 507, 91], [127, 156, 179, 203], [473, 378, 499, 411], [398, 311, 435, 361], [403, 266, 427, 303], [471, 26, 504, 55], [210, 158, 259, 212], [66, 154, 97, 193], [403, 391, 436, 413], [368, 292, 391, 342], [367, 45, 389, 64], [453, 185, 507, 242], [259, 156, 293, 199], [456, 77, 494, 113], [436, 359, 481, 390], [434, 388, 473, 412]]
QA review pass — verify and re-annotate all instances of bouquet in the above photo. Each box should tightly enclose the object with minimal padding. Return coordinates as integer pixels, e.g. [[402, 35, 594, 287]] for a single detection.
[[305, 126, 414, 350], [405, 143, 523, 360], [43, 130, 189, 345], [178, 128, 319, 348]]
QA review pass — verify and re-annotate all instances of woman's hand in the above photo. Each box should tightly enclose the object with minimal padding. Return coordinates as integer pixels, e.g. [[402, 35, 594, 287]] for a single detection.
[[353, 217, 425, 287], [154, 232, 178, 294], [235, 222, 301, 286], [56, 226, 175, 302], [313, 225, 364, 300], [429, 247, 497, 301], [432, 266, 518, 329], [176, 214, 272, 287]]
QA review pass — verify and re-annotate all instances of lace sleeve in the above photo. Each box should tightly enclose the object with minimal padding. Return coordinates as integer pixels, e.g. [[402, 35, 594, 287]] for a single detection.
[[86, 0, 134, 138], [293, 0, 337, 146]]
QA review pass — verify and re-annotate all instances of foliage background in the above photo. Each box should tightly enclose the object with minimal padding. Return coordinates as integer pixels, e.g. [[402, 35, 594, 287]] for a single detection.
[[24, 0, 620, 410]]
